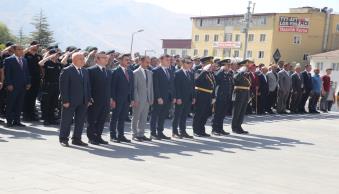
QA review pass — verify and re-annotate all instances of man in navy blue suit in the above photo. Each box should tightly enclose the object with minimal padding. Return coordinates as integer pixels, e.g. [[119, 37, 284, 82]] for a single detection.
[[3, 45, 31, 127], [109, 53, 134, 143], [172, 57, 195, 139], [257, 66, 270, 114], [86, 51, 111, 145], [150, 54, 175, 140], [59, 52, 92, 147]]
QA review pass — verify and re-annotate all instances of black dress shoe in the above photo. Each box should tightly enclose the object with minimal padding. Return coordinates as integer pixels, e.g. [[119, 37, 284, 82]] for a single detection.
[[88, 139, 100, 145], [219, 130, 230, 136], [13, 122, 26, 127], [72, 140, 88, 146], [110, 137, 120, 143], [6, 122, 13, 128], [132, 136, 143, 142], [201, 133, 211, 137], [140, 136, 152, 141], [194, 133, 203, 137], [211, 131, 222, 136], [60, 140, 69, 147], [118, 136, 131, 143], [180, 132, 194, 139], [158, 133, 171, 140], [172, 133, 182, 139], [97, 138, 109, 144], [150, 134, 161, 140]]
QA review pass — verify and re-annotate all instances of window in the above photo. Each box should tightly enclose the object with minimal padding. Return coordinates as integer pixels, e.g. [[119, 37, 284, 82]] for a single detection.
[[212, 48, 217, 56], [204, 34, 209, 42], [246, 50, 252, 58], [199, 19, 203, 27], [303, 53, 309, 61], [258, 51, 265, 58], [293, 35, 301, 44], [170, 50, 176, 55], [223, 48, 231, 57], [316, 62, 323, 70], [164, 48, 167, 55], [233, 50, 239, 57], [217, 18, 221, 24], [224, 33, 232, 41], [235, 34, 240, 41], [194, 35, 199, 41], [193, 49, 198, 56], [203, 49, 208, 56], [214, 34, 219, 42], [260, 34, 266, 42], [248, 34, 254, 42], [182, 49, 187, 57], [332, 63, 339, 71], [336, 24, 339, 32]]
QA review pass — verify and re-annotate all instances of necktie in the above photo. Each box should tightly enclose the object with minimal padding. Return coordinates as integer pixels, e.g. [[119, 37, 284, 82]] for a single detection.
[[124, 69, 129, 81], [102, 67, 107, 77], [165, 69, 170, 80], [144, 69, 148, 86], [18, 57, 23, 69], [79, 68, 83, 78]]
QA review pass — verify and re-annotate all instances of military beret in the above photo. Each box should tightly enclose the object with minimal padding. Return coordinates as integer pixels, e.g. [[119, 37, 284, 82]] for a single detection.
[[30, 41, 39, 46], [106, 50, 115, 55], [5, 41, 14, 47], [214, 58, 221, 64]]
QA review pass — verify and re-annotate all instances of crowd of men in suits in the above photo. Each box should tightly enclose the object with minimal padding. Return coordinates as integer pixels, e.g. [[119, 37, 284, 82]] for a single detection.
[[0, 41, 337, 147]]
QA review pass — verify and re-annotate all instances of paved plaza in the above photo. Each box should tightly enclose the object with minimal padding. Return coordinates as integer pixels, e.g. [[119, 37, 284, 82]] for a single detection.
[[1, 112, 339, 194]]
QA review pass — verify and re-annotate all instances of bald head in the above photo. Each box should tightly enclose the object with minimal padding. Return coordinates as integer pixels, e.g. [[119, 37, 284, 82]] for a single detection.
[[72, 52, 85, 68]]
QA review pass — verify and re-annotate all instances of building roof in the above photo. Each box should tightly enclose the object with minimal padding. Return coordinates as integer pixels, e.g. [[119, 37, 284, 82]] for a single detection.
[[310, 50, 339, 59], [162, 39, 192, 49], [190, 13, 276, 20]]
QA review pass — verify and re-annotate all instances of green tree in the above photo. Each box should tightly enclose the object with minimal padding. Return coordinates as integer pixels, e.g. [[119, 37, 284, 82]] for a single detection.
[[0, 22, 15, 44], [30, 9, 55, 48], [17, 27, 29, 46]]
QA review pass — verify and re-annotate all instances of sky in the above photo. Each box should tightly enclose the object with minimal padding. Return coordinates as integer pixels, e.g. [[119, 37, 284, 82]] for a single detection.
[[135, 0, 339, 16]]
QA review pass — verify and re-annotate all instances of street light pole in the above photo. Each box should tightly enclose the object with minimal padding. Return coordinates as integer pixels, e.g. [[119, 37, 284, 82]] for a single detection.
[[130, 29, 144, 57], [242, 1, 252, 59]]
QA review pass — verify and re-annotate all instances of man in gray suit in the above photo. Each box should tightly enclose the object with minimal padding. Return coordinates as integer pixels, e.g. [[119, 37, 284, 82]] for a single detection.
[[131, 56, 154, 142], [266, 64, 279, 113], [277, 63, 292, 114]]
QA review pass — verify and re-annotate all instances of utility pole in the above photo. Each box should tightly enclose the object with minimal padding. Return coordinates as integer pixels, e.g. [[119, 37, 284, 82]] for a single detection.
[[242, 1, 253, 59], [130, 29, 144, 57]]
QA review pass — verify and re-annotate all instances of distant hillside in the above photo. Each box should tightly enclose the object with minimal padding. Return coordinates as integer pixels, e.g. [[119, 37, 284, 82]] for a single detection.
[[0, 0, 192, 55]]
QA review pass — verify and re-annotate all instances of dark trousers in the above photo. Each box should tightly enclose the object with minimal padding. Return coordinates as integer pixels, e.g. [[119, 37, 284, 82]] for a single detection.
[[23, 80, 40, 118], [308, 92, 320, 111], [299, 90, 310, 112], [172, 100, 191, 134], [41, 84, 59, 122], [257, 91, 269, 114], [0, 88, 7, 116], [59, 103, 87, 141], [290, 91, 302, 113], [268, 88, 277, 110], [193, 92, 212, 135], [110, 99, 129, 138], [212, 97, 231, 132], [6, 87, 26, 123], [247, 90, 256, 114], [150, 99, 171, 135], [87, 103, 109, 141], [231, 90, 249, 131]]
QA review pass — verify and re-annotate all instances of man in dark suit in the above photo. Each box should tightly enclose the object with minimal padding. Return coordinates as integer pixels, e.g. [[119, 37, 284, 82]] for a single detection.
[[109, 53, 134, 143], [3, 45, 31, 127], [172, 57, 195, 139], [150, 54, 175, 140], [59, 52, 92, 147], [86, 51, 111, 145], [299, 64, 312, 113], [257, 66, 270, 114], [290, 64, 304, 114]]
